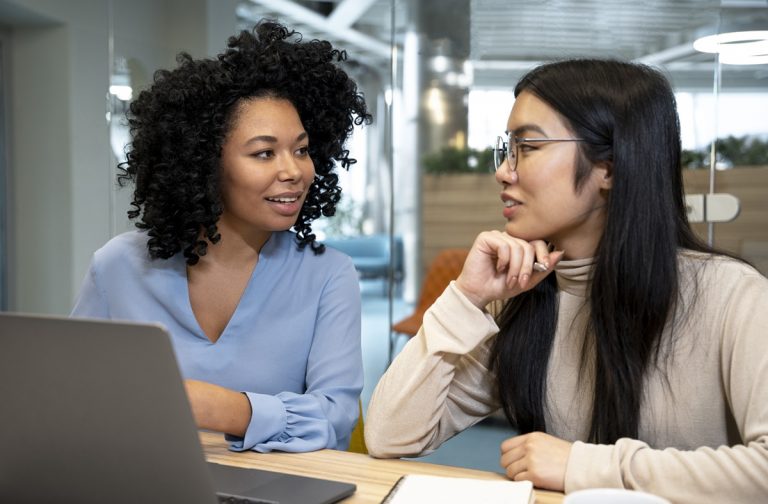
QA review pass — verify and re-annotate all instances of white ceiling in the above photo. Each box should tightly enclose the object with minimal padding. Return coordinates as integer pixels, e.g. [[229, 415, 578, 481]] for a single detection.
[[237, 0, 768, 90]]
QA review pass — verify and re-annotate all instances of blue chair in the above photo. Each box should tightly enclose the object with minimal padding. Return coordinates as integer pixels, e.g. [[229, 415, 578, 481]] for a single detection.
[[324, 234, 403, 293]]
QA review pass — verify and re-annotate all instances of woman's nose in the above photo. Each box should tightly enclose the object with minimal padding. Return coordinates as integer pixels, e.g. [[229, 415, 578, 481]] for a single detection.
[[278, 155, 303, 181], [495, 158, 518, 185]]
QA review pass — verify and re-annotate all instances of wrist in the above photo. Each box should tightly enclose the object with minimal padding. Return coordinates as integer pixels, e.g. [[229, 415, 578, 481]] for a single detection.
[[454, 279, 488, 310]]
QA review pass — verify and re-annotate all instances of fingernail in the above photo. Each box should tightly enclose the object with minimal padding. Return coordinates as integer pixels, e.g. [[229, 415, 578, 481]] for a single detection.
[[533, 262, 548, 272], [521, 274, 530, 285]]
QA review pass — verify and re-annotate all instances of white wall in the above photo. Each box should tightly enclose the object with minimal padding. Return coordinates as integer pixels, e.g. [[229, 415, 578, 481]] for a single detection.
[[4, 0, 109, 315], [2, 0, 238, 314], [11, 22, 75, 313]]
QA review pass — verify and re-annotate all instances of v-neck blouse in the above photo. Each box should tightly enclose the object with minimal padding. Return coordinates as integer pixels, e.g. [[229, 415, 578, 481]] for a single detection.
[[71, 230, 363, 452]]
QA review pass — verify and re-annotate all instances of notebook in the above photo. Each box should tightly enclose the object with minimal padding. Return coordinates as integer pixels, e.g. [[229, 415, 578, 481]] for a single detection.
[[0, 312, 356, 504], [381, 474, 534, 504]]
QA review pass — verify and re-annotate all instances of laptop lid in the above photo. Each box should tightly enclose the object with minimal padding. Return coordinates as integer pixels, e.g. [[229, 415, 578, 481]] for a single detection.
[[0, 312, 355, 504]]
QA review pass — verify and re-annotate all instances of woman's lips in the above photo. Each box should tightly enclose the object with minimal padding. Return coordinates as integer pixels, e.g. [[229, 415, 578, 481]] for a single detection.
[[501, 194, 521, 219], [265, 192, 304, 216]]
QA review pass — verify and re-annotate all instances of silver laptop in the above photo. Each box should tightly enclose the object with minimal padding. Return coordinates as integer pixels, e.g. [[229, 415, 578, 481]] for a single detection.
[[0, 312, 356, 504]]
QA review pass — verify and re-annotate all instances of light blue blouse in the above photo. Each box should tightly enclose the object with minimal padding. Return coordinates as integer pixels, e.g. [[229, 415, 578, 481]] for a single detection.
[[71, 230, 363, 453]]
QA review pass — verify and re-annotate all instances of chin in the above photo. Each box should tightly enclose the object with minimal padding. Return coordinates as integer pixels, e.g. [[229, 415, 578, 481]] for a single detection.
[[503, 224, 541, 242]]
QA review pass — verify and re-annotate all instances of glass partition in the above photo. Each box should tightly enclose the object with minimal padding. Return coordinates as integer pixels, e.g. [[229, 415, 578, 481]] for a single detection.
[[0, 30, 8, 310], [684, 5, 768, 273], [110, 1, 768, 324], [101, 0, 768, 472], [383, 0, 768, 470]]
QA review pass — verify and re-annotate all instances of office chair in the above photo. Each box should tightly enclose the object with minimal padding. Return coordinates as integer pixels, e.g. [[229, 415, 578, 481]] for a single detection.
[[389, 248, 470, 361]]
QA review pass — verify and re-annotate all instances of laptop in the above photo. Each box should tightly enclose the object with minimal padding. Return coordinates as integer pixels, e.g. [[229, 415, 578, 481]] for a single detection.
[[0, 312, 356, 504]]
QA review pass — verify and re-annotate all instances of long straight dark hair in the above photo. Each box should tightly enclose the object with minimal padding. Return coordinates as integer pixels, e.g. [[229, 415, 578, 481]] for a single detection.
[[490, 59, 716, 443]]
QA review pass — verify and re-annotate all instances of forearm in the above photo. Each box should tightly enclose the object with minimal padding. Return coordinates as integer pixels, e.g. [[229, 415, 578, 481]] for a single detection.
[[566, 437, 768, 502], [366, 282, 500, 458], [185, 379, 251, 437]]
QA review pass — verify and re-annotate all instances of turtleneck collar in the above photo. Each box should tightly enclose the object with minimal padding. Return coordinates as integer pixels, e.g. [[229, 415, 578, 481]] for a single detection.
[[554, 256, 595, 297]]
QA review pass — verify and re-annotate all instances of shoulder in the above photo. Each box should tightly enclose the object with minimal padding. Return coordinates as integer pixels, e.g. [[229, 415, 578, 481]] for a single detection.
[[273, 231, 355, 269], [678, 249, 768, 300], [92, 231, 151, 265], [264, 232, 357, 287], [266, 232, 359, 299], [679, 249, 765, 281]]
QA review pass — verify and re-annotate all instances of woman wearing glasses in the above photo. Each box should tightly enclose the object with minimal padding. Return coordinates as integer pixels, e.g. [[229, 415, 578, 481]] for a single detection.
[[365, 59, 768, 501]]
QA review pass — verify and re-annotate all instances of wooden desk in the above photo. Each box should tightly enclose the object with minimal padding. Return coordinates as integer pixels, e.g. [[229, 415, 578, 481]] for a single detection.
[[200, 431, 563, 504]]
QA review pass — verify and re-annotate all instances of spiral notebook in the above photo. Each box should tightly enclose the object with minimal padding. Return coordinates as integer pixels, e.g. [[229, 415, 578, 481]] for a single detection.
[[381, 474, 534, 504]]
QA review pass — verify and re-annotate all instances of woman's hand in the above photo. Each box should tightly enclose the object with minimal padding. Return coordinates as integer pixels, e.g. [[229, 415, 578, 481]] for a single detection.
[[500, 432, 572, 491], [184, 379, 252, 437], [455, 230, 564, 309]]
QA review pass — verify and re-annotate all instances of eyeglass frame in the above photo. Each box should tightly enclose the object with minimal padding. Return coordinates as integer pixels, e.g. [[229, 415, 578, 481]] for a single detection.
[[493, 135, 586, 172]]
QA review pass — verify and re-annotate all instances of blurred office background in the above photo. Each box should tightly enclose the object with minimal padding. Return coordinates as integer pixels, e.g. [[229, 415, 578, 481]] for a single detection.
[[1, 0, 766, 471]]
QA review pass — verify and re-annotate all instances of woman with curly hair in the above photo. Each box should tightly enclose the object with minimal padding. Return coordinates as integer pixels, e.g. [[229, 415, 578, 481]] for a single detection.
[[71, 21, 372, 453], [365, 58, 768, 501]]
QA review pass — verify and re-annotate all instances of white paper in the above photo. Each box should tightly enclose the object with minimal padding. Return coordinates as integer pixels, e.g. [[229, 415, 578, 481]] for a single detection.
[[383, 474, 534, 504]]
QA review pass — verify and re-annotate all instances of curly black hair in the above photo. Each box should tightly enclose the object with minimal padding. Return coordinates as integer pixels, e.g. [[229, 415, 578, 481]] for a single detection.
[[117, 20, 372, 265]]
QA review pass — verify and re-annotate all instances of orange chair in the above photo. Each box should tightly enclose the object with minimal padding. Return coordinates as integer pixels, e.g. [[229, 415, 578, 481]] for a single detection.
[[390, 248, 469, 359]]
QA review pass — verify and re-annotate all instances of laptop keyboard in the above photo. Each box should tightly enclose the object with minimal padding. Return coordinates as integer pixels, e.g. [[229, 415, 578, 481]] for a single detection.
[[217, 494, 279, 504]]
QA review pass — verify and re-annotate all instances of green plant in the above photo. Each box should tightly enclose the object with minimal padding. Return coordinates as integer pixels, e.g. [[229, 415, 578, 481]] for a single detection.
[[322, 197, 364, 237], [422, 147, 494, 174], [683, 135, 768, 169], [682, 148, 707, 169], [714, 135, 768, 166]]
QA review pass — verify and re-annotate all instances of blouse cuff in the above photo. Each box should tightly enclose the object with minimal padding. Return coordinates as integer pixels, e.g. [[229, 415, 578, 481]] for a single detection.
[[227, 392, 285, 452], [227, 392, 335, 453]]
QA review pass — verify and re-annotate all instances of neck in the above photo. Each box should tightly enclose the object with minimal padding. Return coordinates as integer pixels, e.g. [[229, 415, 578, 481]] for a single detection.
[[199, 218, 272, 267], [551, 205, 606, 260]]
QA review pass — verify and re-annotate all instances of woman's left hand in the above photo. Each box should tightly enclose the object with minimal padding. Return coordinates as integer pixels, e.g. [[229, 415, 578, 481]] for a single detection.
[[499, 432, 572, 491]]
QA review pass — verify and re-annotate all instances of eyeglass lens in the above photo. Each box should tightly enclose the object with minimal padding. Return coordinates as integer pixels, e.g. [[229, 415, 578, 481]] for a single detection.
[[494, 135, 515, 172]]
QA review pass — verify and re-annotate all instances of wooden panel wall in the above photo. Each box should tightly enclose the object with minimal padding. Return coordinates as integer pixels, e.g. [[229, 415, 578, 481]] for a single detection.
[[421, 168, 768, 275], [683, 167, 768, 274], [421, 174, 503, 270]]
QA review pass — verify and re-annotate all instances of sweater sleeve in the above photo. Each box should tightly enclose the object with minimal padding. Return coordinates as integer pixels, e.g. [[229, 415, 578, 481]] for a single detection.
[[565, 269, 768, 503], [365, 281, 502, 458], [229, 260, 363, 453]]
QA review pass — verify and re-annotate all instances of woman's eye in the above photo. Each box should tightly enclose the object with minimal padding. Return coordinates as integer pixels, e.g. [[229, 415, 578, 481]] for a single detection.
[[295, 146, 310, 157], [517, 143, 537, 153], [251, 150, 273, 159]]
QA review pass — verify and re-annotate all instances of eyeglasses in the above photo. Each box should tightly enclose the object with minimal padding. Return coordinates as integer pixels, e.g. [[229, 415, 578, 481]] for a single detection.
[[493, 135, 585, 172]]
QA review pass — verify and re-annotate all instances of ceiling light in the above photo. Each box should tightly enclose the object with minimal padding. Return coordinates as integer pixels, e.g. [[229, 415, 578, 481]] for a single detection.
[[110, 56, 133, 101], [719, 52, 768, 64], [109, 84, 133, 102], [693, 30, 768, 65]]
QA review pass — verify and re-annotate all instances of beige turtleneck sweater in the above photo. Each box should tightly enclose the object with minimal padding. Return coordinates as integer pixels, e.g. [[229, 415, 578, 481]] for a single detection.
[[365, 252, 768, 503]]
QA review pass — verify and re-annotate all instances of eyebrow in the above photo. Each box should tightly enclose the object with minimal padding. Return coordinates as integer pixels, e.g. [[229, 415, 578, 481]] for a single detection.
[[506, 124, 548, 137], [244, 131, 308, 145]]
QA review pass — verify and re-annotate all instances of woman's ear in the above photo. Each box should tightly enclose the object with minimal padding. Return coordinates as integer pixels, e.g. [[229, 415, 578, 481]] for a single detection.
[[594, 161, 613, 190]]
